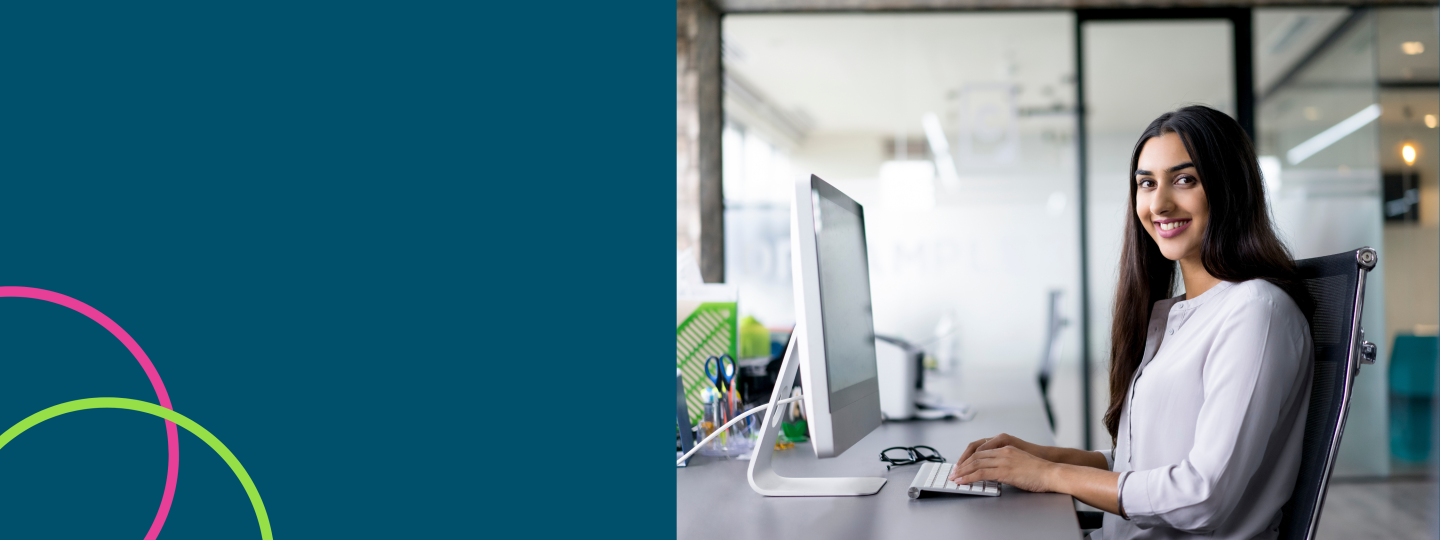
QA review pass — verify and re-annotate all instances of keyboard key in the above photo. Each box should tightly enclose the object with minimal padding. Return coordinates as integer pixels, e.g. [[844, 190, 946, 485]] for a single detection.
[[918, 462, 935, 484]]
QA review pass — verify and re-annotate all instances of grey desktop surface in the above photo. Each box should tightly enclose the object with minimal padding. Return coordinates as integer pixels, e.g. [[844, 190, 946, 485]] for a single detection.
[[677, 371, 1083, 539]]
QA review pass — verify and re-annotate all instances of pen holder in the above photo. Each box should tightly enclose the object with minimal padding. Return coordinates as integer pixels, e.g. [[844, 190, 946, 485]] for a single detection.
[[698, 396, 752, 458]]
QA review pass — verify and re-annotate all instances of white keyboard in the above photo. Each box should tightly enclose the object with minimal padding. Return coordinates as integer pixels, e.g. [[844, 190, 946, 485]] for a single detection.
[[906, 461, 1001, 499]]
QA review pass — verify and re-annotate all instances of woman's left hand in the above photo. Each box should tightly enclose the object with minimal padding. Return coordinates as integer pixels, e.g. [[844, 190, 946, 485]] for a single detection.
[[949, 445, 1057, 493]]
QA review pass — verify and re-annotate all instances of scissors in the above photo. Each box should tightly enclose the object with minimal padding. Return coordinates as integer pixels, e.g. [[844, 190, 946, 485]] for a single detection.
[[705, 354, 738, 410]]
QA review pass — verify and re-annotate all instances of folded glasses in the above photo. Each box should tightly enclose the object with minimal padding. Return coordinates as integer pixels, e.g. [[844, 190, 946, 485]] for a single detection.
[[879, 445, 945, 470]]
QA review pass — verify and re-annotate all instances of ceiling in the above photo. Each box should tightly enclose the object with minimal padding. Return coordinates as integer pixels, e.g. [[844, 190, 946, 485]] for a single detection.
[[1376, 7, 1440, 81]]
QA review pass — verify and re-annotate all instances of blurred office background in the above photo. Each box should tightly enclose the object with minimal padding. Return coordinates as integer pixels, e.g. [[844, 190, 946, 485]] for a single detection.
[[679, 2, 1438, 537]]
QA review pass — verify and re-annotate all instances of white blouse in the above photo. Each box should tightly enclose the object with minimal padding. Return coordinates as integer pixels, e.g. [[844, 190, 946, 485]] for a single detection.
[[1090, 279, 1314, 540]]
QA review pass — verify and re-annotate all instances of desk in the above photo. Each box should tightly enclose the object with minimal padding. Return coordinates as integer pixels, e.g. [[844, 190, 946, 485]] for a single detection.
[[676, 369, 1082, 539]]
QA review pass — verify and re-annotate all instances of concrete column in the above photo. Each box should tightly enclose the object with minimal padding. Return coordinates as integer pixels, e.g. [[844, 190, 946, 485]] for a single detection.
[[677, 0, 724, 283]]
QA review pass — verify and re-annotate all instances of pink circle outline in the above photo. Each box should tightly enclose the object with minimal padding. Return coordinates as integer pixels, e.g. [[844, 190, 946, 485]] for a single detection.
[[0, 287, 176, 540]]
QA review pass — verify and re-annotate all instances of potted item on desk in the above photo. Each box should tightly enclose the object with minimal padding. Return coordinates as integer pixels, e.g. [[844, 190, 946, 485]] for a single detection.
[[778, 387, 807, 449]]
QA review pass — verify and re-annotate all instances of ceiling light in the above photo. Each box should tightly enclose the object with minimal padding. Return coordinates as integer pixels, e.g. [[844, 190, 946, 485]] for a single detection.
[[1402, 41, 1425, 55], [1287, 104, 1382, 165], [1426, 114, 1437, 128], [1403, 143, 1417, 166]]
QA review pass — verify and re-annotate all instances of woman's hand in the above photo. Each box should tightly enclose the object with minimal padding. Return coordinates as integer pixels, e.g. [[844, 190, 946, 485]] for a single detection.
[[955, 432, 1048, 466], [948, 445, 1058, 493]]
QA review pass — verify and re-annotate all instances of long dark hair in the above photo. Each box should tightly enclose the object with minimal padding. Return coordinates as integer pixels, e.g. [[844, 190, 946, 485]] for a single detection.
[[1105, 105, 1310, 445]]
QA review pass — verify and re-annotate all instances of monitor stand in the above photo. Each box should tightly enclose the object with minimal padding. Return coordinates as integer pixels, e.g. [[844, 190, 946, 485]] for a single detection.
[[747, 325, 887, 497]]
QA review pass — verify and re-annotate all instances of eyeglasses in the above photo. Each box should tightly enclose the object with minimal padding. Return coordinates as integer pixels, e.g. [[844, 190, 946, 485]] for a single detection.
[[879, 445, 945, 470]]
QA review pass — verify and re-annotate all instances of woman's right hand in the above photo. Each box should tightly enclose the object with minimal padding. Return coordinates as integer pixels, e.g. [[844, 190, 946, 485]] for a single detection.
[[956, 433, 1049, 466]]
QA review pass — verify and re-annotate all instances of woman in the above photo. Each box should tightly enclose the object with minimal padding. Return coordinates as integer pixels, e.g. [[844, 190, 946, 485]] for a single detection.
[[948, 105, 1313, 540]]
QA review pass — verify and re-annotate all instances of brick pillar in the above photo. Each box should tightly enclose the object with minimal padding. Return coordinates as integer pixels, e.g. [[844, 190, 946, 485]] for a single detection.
[[677, 0, 724, 283]]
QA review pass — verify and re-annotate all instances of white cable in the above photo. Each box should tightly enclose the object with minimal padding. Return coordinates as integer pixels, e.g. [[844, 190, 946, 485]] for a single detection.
[[677, 396, 803, 466]]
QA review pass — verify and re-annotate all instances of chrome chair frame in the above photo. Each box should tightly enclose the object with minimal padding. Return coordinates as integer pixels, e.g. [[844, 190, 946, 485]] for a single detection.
[[1279, 247, 1379, 540]]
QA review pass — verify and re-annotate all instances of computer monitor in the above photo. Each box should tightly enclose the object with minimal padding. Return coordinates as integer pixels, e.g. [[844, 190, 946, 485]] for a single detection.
[[747, 174, 887, 497], [791, 174, 883, 458]]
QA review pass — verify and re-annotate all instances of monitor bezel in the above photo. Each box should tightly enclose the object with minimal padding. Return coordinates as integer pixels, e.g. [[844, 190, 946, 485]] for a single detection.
[[791, 174, 884, 459]]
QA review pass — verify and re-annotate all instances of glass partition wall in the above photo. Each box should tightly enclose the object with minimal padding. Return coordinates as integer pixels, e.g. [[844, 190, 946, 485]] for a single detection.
[[1253, 7, 1438, 478], [1081, 16, 1240, 451], [1257, 8, 1386, 477], [1372, 7, 1440, 480]]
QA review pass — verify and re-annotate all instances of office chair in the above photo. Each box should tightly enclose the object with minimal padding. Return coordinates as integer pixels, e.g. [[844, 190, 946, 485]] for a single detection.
[[1278, 247, 1380, 540], [1036, 290, 1067, 432]]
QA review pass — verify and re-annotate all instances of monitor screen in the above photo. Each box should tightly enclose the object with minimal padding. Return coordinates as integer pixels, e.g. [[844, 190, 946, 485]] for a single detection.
[[811, 184, 878, 411]]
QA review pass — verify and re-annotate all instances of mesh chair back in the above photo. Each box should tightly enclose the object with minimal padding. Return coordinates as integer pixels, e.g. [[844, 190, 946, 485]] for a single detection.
[[1278, 248, 1376, 540]]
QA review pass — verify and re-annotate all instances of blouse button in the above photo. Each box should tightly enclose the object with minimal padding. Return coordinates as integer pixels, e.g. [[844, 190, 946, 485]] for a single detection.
[[1167, 328, 1175, 336]]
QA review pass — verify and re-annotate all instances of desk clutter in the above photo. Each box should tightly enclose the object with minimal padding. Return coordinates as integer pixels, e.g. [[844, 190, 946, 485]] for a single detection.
[[674, 360, 809, 464], [696, 354, 753, 458], [676, 253, 804, 464], [676, 286, 762, 460]]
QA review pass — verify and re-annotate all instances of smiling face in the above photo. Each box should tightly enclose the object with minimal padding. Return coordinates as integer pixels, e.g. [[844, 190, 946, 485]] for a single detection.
[[1135, 132, 1209, 263]]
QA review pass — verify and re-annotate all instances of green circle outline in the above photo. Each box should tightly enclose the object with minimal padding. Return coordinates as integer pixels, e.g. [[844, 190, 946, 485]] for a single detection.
[[0, 397, 271, 539]]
